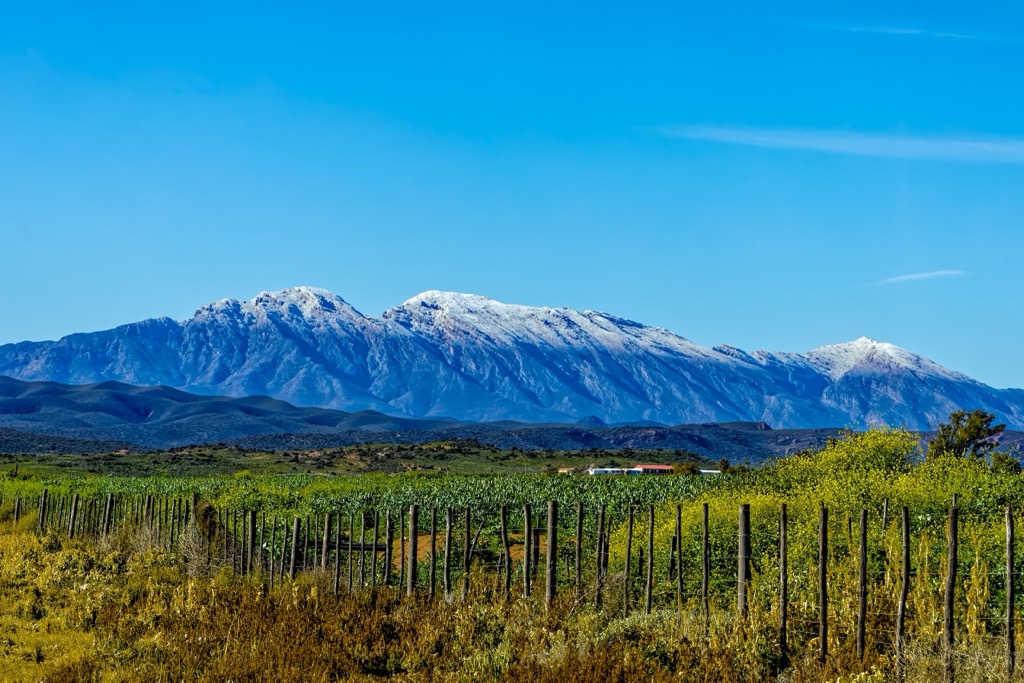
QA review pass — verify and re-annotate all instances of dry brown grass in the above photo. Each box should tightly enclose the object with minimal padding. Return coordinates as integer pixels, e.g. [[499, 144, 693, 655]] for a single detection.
[[0, 525, 1017, 682]]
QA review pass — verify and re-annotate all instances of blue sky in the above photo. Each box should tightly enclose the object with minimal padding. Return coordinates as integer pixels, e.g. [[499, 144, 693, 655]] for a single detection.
[[2, 2, 1023, 387]]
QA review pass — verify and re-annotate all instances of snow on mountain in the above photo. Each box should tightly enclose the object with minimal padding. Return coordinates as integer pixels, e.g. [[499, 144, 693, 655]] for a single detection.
[[385, 290, 711, 357], [804, 337, 971, 383], [1, 287, 1021, 429], [382, 291, 775, 423]]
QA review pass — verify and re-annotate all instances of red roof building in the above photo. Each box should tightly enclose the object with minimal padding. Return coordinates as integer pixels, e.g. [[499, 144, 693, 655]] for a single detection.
[[632, 464, 674, 475]]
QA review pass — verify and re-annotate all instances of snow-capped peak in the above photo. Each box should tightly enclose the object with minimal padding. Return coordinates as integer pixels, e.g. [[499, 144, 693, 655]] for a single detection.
[[385, 291, 588, 345], [252, 286, 350, 307], [396, 290, 505, 313], [388, 290, 567, 327], [193, 286, 361, 324], [382, 290, 710, 360], [805, 336, 967, 382]]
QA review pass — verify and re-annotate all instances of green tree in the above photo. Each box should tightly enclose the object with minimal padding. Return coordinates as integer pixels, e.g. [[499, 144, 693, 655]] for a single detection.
[[927, 409, 1006, 460], [672, 462, 700, 475], [991, 448, 1022, 475]]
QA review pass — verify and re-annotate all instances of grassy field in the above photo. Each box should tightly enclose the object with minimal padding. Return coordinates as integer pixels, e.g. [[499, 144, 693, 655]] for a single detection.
[[0, 440, 709, 478]]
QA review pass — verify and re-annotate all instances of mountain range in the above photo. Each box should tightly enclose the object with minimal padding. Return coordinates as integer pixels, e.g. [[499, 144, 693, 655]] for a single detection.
[[2, 286, 1022, 430]]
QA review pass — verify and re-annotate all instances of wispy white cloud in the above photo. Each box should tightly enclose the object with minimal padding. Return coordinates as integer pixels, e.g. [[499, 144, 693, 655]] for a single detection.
[[873, 270, 967, 285], [659, 125, 1024, 164], [838, 25, 979, 40]]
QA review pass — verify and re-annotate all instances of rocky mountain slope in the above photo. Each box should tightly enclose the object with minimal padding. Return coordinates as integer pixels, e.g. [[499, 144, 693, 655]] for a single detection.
[[2, 287, 1021, 429]]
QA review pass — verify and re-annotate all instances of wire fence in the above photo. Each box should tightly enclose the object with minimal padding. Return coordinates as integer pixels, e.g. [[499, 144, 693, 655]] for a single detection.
[[3, 490, 1024, 679]]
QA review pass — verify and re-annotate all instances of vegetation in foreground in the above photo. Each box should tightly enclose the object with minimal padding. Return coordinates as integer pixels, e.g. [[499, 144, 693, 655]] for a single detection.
[[0, 517, 1020, 683], [1, 530, 803, 682], [0, 416, 1022, 681]]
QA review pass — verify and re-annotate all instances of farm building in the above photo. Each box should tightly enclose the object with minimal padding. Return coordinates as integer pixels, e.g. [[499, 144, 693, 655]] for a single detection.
[[632, 464, 674, 475], [587, 467, 630, 476], [587, 464, 674, 476]]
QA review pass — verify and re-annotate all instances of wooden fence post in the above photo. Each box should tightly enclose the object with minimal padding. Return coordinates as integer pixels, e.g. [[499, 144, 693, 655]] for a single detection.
[[360, 512, 367, 588], [231, 512, 239, 571], [408, 505, 418, 597], [371, 511, 380, 587], [111, 496, 120, 536], [624, 506, 634, 617], [349, 511, 357, 591], [38, 489, 48, 533], [575, 502, 583, 598], [170, 499, 178, 547], [236, 510, 243, 570], [645, 504, 655, 615], [332, 513, 340, 594], [321, 513, 331, 570], [109, 493, 118, 536], [79, 498, 87, 537], [269, 516, 278, 590], [857, 508, 867, 661], [499, 505, 511, 599], [289, 517, 300, 580], [780, 503, 788, 664], [218, 509, 226, 566], [669, 529, 677, 579], [101, 493, 113, 538], [257, 511, 266, 573], [1008, 505, 1015, 682], [595, 504, 605, 608], [532, 522, 541, 584], [382, 511, 393, 589], [462, 507, 471, 600], [702, 502, 710, 624], [247, 510, 256, 574], [301, 516, 310, 572], [444, 508, 452, 599], [738, 503, 751, 619], [944, 497, 958, 683], [524, 504, 532, 598], [429, 508, 437, 597], [399, 511, 406, 590], [819, 503, 828, 667], [278, 516, 288, 583], [897, 506, 909, 682], [676, 504, 683, 615], [546, 500, 557, 608], [68, 494, 79, 539]]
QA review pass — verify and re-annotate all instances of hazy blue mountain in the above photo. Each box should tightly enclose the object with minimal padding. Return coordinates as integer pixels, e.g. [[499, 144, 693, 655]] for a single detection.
[[0, 375, 454, 449], [0, 376, 855, 458], [4, 376, 1024, 459], [2, 286, 1022, 430]]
